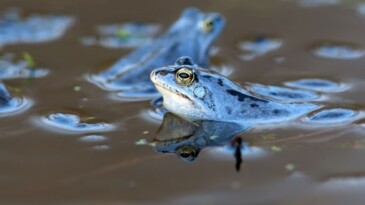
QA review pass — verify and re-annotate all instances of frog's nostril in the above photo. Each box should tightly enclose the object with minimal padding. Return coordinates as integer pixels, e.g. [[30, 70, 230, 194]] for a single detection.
[[157, 70, 168, 76]]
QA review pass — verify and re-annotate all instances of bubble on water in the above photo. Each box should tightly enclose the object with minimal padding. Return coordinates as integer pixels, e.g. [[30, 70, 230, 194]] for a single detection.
[[249, 83, 321, 102], [0, 83, 32, 116], [39, 113, 114, 134], [312, 42, 365, 59], [239, 35, 282, 61], [0, 54, 48, 79], [81, 22, 161, 49], [284, 78, 347, 92], [79, 134, 107, 142], [303, 108, 361, 125], [0, 8, 74, 48]]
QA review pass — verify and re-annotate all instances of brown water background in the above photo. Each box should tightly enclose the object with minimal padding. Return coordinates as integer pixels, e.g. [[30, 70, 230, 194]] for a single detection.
[[2, 0, 365, 204]]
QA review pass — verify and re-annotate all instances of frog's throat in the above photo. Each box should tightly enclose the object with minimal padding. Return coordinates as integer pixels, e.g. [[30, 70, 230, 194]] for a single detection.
[[154, 83, 195, 105]]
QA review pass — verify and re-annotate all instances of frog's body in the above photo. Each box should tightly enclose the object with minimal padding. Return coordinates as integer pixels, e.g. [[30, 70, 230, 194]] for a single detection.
[[151, 57, 319, 124], [90, 8, 225, 97]]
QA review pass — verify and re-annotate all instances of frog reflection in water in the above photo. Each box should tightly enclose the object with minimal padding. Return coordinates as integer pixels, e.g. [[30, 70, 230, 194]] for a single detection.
[[89, 8, 225, 98], [153, 113, 247, 166], [151, 57, 319, 124]]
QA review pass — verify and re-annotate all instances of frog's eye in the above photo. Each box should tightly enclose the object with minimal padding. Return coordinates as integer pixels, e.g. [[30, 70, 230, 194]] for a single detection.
[[176, 145, 199, 162], [201, 19, 214, 33], [176, 67, 195, 86]]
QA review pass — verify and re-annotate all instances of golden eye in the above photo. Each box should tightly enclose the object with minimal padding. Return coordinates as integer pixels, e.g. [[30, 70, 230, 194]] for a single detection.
[[176, 145, 199, 162], [201, 19, 214, 33], [176, 67, 195, 86]]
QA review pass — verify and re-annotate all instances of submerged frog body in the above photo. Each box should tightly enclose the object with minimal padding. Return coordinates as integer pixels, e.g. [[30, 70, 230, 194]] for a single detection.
[[151, 57, 319, 124], [89, 8, 225, 98]]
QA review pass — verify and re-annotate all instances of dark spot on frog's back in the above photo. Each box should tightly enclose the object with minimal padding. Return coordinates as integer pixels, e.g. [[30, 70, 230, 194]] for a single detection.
[[218, 79, 223, 86], [226, 89, 268, 103]]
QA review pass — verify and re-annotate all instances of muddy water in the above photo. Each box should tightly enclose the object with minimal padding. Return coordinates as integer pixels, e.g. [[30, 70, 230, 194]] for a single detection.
[[2, 0, 365, 204]]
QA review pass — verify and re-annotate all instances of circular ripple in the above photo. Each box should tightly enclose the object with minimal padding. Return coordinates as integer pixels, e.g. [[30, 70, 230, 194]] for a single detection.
[[312, 42, 365, 59], [284, 78, 347, 92], [239, 35, 282, 60], [0, 83, 32, 116], [303, 108, 360, 124], [39, 113, 114, 134], [249, 84, 320, 102]]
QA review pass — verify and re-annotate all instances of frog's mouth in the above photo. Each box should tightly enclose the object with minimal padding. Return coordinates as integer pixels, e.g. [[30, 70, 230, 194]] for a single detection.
[[154, 83, 194, 104]]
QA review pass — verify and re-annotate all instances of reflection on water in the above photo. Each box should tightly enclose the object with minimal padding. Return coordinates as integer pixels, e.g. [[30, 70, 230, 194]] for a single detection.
[[153, 113, 248, 164], [303, 108, 362, 125], [2, 0, 365, 204], [0, 8, 74, 48], [284, 78, 348, 92], [81, 22, 161, 49], [0, 82, 32, 116], [311, 42, 365, 59], [298, 0, 341, 7], [248, 83, 321, 102], [0, 53, 48, 79], [36, 112, 114, 134], [238, 35, 282, 61]]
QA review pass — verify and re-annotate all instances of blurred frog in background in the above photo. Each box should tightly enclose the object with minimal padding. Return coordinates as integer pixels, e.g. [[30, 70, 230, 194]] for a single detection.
[[88, 7, 225, 99]]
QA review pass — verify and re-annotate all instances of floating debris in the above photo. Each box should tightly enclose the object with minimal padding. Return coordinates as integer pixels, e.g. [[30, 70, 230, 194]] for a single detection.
[[0, 8, 74, 48], [135, 139, 155, 146], [239, 35, 282, 61], [0, 53, 48, 79], [312, 42, 365, 59], [81, 22, 161, 48], [284, 78, 346, 92], [39, 113, 114, 133], [270, 145, 282, 152], [303, 108, 360, 125], [285, 163, 295, 172]]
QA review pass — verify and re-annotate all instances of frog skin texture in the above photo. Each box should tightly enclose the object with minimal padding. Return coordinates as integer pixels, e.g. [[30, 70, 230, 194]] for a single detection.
[[151, 57, 319, 125]]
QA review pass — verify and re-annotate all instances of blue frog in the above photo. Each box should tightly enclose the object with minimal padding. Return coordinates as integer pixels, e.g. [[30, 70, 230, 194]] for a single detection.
[[89, 8, 225, 99]]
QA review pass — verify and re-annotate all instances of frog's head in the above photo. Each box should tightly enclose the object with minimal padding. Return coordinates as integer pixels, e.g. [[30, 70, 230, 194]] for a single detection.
[[169, 8, 225, 66], [151, 56, 222, 121]]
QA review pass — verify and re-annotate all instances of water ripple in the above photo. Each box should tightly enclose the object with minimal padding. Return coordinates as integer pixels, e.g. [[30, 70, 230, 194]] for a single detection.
[[284, 78, 347, 92], [38, 112, 114, 134], [0, 54, 48, 79], [81, 22, 161, 48], [312, 42, 365, 59], [239, 35, 282, 61], [248, 83, 321, 102], [0, 83, 32, 116], [303, 108, 362, 125], [0, 8, 74, 47]]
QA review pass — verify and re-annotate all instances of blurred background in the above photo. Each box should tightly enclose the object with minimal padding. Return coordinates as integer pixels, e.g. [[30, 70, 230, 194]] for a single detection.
[[1, 0, 365, 204]]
